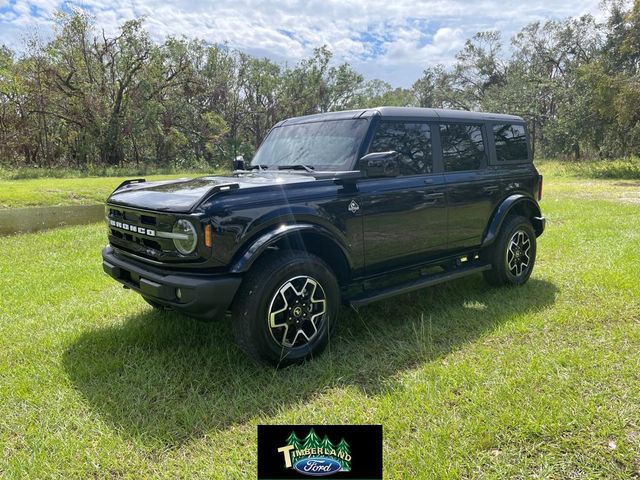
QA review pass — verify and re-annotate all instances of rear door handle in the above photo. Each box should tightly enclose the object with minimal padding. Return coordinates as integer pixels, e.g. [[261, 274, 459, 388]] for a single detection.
[[483, 186, 499, 193]]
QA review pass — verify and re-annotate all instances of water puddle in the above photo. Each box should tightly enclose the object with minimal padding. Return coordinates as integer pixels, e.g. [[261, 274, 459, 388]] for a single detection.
[[0, 204, 105, 236]]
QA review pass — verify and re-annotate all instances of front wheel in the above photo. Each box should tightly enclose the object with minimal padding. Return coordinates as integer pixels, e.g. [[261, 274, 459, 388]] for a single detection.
[[231, 251, 340, 367], [482, 215, 537, 286]]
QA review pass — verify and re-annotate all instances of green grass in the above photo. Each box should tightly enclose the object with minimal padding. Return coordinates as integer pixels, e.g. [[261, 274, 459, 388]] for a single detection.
[[0, 165, 223, 180], [1, 174, 639, 478], [538, 157, 640, 180], [2, 159, 638, 210], [0, 171, 226, 209]]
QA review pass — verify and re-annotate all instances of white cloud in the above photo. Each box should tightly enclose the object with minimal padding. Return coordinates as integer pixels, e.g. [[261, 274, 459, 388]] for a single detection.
[[0, 0, 604, 86]]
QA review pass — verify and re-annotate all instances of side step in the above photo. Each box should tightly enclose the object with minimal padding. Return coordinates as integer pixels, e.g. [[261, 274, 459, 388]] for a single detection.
[[349, 263, 491, 307]]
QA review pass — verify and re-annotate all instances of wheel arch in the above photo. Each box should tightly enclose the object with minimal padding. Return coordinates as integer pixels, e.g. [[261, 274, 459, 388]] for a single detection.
[[482, 194, 543, 248], [229, 224, 352, 285]]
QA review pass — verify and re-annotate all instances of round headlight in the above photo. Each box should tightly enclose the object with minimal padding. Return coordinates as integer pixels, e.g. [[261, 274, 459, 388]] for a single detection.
[[172, 219, 197, 254]]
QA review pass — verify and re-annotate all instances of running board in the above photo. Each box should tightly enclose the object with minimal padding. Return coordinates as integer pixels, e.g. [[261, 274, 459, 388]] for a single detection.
[[349, 263, 491, 307]]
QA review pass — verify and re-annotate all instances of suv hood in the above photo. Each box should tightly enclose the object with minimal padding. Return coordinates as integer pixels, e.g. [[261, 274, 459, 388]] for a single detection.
[[107, 172, 315, 212]]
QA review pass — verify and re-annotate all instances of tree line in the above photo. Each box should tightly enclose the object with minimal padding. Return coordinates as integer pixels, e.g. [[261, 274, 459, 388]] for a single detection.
[[0, 1, 639, 170]]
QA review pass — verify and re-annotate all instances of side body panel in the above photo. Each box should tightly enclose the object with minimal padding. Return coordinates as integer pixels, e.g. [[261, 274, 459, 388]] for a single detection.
[[358, 173, 448, 274], [198, 179, 366, 276], [499, 163, 540, 201], [444, 166, 504, 249]]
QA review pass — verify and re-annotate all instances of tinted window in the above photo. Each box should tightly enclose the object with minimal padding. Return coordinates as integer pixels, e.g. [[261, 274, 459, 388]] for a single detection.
[[369, 122, 432, 175], [493, 124, 528, 162], [440, 124, 485, 172]]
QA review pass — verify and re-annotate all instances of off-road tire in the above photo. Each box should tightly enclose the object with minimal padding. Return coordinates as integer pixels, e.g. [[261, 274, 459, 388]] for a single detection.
[[482, 215, 536, 287], [231, 251, 340, 367]]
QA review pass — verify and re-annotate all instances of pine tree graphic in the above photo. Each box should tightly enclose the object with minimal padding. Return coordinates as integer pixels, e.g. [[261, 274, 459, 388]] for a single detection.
[[302, 428, 322, 451], [336, 438, 351, 472], [286, 432, 303, 451], [319, 434, 334, 455]]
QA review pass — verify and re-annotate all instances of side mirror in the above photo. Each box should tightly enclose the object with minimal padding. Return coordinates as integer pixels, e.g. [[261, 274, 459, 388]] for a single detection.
[[358, 151, 400, 177], [233, 155, 245, 171]]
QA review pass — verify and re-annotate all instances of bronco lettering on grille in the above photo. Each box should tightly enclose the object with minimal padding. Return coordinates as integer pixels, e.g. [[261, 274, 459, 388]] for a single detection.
[[109, 220, 156, 237]]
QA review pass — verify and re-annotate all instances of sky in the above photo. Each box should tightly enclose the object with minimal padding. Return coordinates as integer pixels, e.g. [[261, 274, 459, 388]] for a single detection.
[[0, 0, 605, 87]]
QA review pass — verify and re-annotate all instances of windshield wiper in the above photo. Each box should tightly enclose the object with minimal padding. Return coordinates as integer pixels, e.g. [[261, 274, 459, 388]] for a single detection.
[[249, 164, 270, 171], [277, 164, 315, 172]]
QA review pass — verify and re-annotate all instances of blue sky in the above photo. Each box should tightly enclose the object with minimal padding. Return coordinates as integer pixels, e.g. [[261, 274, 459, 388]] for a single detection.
[[0, 0, 604, 87]]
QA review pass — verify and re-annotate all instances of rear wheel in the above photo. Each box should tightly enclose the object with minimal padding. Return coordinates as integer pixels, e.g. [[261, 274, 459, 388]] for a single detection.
[[482, 215, 536, 286], [231, 251, 340, 367]]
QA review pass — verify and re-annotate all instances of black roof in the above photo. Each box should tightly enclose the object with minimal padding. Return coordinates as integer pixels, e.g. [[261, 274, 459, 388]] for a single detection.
[[279, 106, 525, 126]]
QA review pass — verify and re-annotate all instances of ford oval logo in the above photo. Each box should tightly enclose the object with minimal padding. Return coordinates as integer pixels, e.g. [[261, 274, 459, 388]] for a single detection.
[[293, 457, 342, 476]]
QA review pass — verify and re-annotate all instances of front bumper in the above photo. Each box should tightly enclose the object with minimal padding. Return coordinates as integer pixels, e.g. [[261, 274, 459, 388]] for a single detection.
[[102, 246, 242, 319]]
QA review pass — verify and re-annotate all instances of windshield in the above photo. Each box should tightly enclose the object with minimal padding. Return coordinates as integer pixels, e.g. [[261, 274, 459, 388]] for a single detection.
[[251, 119, 368, 171]]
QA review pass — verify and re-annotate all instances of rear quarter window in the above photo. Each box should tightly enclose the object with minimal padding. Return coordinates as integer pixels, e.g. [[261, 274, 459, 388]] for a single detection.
[[493, 124, 529, 162]]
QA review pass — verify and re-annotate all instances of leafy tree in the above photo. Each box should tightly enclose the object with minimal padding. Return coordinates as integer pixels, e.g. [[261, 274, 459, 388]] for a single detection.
[[2, 3, 640, 169], [358, 79, 416, 107]]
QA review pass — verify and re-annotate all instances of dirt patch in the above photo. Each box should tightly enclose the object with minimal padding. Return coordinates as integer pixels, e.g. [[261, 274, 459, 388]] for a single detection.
[[613, 181, 640, 187]]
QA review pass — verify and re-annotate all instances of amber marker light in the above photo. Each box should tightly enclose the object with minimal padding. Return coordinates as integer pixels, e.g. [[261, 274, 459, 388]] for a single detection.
[[204, 224, 213, 248]]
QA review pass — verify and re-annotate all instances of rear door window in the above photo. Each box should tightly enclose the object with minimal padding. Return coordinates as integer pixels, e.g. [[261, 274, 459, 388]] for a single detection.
[[493, 124, 528, 162], [440, 124, 485, 172], [369, 121, 433, 175]]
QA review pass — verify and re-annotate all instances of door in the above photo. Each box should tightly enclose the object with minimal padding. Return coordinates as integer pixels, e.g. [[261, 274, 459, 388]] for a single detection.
[[492, 122, 538, 199], [358, 121, 448, 274], [439, 122, 502, 249]]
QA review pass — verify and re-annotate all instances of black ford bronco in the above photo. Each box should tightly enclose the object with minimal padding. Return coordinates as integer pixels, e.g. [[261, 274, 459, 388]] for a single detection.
[[102, 107, 545, 366]]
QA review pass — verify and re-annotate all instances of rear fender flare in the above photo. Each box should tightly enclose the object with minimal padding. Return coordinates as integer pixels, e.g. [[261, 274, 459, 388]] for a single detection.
[[482, 194, 542, 247]]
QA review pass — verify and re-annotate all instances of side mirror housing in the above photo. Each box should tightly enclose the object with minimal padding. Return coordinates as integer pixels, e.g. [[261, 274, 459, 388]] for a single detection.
[[233, 155, 245, 170], [358, 151, 400, 177]]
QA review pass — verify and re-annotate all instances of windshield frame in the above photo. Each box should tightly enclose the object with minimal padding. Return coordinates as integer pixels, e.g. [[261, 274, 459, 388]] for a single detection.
[[250, 118, 371, 172]]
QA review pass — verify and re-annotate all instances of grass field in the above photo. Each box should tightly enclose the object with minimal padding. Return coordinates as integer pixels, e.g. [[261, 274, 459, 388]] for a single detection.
[[0, 159, 638, 210], [1, 172, 639, 478], [538, 157, 640, 180], [0, 171, 225, 209]]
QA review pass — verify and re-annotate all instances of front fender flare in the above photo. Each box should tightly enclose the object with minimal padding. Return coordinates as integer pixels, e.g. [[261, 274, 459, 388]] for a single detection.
[[229, 223, 352, 274], [482, 194, 543, 247]]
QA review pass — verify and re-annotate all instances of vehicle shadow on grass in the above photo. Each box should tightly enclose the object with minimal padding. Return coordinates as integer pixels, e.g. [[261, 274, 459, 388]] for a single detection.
[[63, 276, 556, 447]]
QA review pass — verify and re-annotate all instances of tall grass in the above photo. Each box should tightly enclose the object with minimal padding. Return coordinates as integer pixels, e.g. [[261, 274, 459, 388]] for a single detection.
[[537, 157, 640, 179]]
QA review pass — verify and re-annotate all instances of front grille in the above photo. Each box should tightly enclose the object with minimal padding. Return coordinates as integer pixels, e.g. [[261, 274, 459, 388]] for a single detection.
[[106, 206, 181, 262], [109, 229, 162, 250]]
